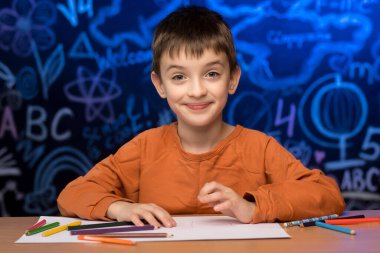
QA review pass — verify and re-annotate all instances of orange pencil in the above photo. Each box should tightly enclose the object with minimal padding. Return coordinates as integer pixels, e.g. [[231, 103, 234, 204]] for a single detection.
[[77, 235, 136, 245], [326, 217, 380, 225]]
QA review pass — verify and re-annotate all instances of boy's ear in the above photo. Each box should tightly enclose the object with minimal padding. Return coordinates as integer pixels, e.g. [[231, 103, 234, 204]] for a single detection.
[[228, 66, 241, 95], [151, 71, 167, 98]]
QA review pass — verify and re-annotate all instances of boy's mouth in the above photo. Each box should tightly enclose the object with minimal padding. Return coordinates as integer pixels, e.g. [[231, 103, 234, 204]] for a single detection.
[[186, 102, 211, 110]]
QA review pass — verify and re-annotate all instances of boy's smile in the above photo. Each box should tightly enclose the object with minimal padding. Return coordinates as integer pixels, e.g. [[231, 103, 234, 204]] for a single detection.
[[186, 102, 211, 111], [151, 48, 241, 129]]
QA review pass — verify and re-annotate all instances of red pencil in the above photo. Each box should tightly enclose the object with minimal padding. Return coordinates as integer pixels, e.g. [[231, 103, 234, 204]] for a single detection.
[[325, 217, 380, 225], [25, 219, 47, 233]]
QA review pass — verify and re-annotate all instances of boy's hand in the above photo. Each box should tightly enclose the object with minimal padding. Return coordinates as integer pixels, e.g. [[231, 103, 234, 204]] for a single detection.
[[198, 181, 256, 223], [106, 201, 176, 228]]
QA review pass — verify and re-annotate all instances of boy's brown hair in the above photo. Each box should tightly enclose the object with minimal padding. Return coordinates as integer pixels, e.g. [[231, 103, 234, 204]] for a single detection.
[[151, 6, 238, 77]]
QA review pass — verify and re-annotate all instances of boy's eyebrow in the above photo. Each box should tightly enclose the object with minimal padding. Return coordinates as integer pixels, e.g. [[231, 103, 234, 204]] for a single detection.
[[204, 60, 225, 67], [165, 60, 225, 72], [165, 64, 185, 72]]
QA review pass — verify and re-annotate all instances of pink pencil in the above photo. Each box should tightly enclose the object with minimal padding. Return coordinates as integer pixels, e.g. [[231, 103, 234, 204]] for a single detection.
[[25, 219, 47, 233]]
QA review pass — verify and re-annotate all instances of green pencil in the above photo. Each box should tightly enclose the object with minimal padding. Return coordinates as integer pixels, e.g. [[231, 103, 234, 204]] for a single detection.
[[26, 222, 60, 236]]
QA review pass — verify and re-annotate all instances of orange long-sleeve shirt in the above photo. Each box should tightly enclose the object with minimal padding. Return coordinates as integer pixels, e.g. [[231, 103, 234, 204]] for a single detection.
[[57, 122, 345, 223]]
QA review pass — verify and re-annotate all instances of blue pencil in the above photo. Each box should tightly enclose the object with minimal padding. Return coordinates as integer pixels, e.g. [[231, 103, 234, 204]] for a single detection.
[[315, 221, 356, 235]]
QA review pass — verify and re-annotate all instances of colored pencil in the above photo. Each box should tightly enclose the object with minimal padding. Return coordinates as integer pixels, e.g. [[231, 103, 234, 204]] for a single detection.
[[26, 222, 60, 236], [325, 217, 380, 225], [283, 214, 339, 227], [301, 214, 365, 227], [86, 232, 173, 238], [77, 235, 135, 245], [332, 214, 365, 220], [70, 224, 156, 235], [68, 221, 139, 231], [42, 221, 82, 237], [315, 221, 356, 235], [25, 219, 46, 233]]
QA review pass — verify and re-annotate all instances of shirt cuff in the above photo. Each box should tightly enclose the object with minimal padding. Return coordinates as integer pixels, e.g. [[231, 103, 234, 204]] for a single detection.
[[243, 191, 274, 224]]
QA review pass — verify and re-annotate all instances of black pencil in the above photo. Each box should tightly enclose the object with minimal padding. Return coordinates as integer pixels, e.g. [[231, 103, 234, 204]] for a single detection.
[[67, 220, 148, 231], [68, 221, 133, 231]]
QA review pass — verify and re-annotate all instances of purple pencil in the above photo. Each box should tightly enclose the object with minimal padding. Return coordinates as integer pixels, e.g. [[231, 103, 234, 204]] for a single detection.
[[70, 225, 156, 235]]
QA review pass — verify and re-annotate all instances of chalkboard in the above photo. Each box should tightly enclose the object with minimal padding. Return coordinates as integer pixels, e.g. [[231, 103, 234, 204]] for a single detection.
[[0, 0, 379, 216]]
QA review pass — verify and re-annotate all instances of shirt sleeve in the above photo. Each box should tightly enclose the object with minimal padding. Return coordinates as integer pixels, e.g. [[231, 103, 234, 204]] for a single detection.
[[244, 137, 345, 223], [57, 136, 141, 221]]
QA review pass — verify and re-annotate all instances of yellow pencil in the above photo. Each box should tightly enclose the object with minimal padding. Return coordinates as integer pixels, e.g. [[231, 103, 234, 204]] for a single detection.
[[42, 221, 82, 237]]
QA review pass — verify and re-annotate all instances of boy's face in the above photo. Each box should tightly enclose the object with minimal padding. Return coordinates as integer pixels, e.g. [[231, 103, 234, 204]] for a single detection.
[[151, 48, 241, 128]]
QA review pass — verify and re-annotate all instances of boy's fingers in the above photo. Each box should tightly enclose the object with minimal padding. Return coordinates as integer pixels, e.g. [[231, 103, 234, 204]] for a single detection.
[[154, 210, 176, 227], [140, 211, 162, 228], [144, 204, 176, 228], [199, 191, 225, 203], [214, 200, 232, 212], [198, 181, 225, 197], [130, 215, 146, 226], [198, 181, 215, 196]]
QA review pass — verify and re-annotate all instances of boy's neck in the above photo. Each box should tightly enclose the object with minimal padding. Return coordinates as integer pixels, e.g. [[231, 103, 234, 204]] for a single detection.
[[176, 121, 234, 154]]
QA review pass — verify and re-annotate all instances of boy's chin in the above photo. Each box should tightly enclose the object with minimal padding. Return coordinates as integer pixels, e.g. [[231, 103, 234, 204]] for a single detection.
[[177, 118, 222, 128]]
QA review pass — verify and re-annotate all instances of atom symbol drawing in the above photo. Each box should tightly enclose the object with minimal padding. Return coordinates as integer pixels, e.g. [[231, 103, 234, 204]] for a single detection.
[[64, 67, 122, 123]]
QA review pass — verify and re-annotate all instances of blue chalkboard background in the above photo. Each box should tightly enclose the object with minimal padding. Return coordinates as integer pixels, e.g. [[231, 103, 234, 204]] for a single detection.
[[0, 0, 379, 216]]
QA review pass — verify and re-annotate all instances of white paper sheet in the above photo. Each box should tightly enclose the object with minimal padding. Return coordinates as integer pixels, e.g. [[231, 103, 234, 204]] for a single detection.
[[15, 216, 290, 243]]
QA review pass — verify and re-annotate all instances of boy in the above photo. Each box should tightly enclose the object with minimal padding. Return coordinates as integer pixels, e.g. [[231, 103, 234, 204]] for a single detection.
[[57, 6, 345, 228]]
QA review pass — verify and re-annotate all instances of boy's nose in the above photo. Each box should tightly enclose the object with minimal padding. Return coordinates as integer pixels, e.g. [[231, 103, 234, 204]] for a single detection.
[[188, 79, 207, 97]]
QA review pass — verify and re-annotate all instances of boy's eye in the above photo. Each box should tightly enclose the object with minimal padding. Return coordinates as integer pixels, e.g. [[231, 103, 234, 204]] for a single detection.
[[172, 75, 185, 81], [206, 71, 220, 78]]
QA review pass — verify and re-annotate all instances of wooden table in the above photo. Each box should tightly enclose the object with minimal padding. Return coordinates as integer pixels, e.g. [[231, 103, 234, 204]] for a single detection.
[[1, 210, 379, 253]]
